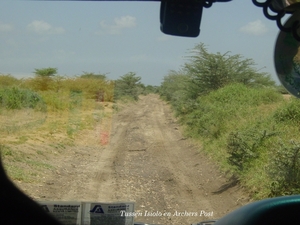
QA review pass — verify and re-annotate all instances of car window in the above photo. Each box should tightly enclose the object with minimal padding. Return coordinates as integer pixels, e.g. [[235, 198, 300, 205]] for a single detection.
[[0, 1, 299, 225]]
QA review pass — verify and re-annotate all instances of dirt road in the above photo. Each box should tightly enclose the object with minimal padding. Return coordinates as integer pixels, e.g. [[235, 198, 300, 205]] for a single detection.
[[26, 94, 249, 225]]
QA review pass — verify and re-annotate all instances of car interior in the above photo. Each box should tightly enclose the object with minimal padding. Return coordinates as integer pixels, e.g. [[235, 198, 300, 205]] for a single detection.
[[1, 0, 300, 225]]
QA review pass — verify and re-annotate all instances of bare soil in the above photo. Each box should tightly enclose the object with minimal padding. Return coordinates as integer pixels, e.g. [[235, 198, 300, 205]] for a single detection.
[[7, 94, 250, 225]]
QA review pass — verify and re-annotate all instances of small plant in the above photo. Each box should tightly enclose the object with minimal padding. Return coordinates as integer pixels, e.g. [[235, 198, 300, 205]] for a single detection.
[[268, 140, 300, 196], [227, 129, 277, 173]]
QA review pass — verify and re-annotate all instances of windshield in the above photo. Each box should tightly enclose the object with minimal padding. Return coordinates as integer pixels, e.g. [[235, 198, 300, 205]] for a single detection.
[[0, 1, 298, 225]]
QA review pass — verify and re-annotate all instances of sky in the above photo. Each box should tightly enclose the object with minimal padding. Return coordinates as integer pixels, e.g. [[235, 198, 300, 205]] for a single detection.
[[0, 0, 287, 85]]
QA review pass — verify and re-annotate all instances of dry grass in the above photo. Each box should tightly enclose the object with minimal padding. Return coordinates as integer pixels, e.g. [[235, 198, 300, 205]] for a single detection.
[[0, 101, 114, 182]]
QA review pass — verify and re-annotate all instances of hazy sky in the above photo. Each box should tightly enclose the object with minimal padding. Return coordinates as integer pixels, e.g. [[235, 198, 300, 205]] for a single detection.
[[0, 1, 285, 85]]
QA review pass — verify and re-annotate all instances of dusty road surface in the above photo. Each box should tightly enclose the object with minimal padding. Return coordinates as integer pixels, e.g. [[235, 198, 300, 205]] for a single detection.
[[16, 94, 249, 225]]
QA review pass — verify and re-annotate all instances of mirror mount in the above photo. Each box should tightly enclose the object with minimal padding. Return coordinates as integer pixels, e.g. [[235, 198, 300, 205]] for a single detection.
[[253, 0, 300, 41]]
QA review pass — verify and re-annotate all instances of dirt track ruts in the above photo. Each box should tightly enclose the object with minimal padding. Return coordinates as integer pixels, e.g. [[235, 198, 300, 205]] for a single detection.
[[31, 94, 250, 225]]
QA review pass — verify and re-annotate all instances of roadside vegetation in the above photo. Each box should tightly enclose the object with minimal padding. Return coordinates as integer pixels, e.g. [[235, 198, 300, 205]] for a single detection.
[[159, 43, 299, 200], [0, 69, 156, 182], [2, 43, 297, 201]]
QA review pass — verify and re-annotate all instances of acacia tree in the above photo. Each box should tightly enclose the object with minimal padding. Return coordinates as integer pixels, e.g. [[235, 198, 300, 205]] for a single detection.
[[33, 67, 57, 91], [184, 43, 275, 96], [114, 72, 142, 100], [34, 67, 57, 77], [160, 70, 190, 101]]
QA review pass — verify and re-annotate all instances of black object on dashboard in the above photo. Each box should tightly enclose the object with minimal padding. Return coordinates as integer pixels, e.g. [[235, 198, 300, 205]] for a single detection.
[[214, 195, 300, 225]]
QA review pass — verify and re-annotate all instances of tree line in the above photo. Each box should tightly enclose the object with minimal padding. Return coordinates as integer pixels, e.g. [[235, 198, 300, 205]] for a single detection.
[[159, 43, 277, 113], [0, 67, 158, 107]]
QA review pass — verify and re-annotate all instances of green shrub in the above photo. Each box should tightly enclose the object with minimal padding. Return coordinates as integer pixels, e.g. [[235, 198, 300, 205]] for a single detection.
[[273, 98, 300, 124], [184, 102, 229, 138], [204, 83, 282, 106], [268, 140, 300, 196], [168, 83, 292, 199], [0, 87, 46, 111], [182, 84, 282, 139], [227, 128, 277, 173]]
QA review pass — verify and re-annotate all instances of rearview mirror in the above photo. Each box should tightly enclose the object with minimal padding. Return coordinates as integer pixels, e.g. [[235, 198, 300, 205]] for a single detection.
[[160, 0, 203, 37]]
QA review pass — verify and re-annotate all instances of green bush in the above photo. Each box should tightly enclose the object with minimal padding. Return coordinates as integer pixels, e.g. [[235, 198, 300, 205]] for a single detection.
[[268, 140, 300, 196], [184, 102, 229, 138], [182, 84, 282, 139], [168, 82, 295, 199], [273, 98, 300, 124], [0, 87, 46, 111], [204, 83, 282, 106], [227, 129, 277, 173]]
